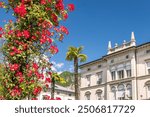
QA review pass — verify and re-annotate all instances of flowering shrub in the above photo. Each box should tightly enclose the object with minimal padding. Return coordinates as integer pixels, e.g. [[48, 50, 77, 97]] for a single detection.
[[0, 0, 74, 100]]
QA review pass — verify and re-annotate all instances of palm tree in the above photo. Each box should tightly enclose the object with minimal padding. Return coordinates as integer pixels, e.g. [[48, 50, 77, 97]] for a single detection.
[[51, 72, 64, 99], [66, 46, 87, 100]]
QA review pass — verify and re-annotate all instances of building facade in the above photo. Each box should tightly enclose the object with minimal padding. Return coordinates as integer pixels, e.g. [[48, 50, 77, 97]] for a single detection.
[[80, 32, 150, 100]]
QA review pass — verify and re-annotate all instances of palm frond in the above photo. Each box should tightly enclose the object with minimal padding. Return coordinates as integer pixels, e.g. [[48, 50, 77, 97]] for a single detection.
[[78, 54, 87, 62]]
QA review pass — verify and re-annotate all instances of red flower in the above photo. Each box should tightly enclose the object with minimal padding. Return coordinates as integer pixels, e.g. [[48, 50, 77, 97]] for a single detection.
[[8, 30, 14, 35], [33, 63, 38, 70], [33, 86, 42, 95], [45, 78, 51, 83], [10, 87, 22, 97], [56, 1, 64, 11], [45, 84, 49, 88], [31, 35, 37, 40], [56, 97, 61, 100], [40, 0, 46, 5], [43, 95, 50, 100], [15, 72, 23, 77], [15, 72, 24, 83], [16, 30, 22, 37], [9, 64, 19, 71], [47, 37, 52, 43], [0, 27, 3, 31], [51, 13, 58, 23], [22, 30, 30, 39], [60, 26, 69, 35], [49, 45, 59, 54], [0, 2, 3, 8], [14, 4, 27, 17], [27, 70, 32, 77], [10, 52, 15, 56], [40, 34, 47, 44], [68, 4, 75, 11], [62, 12, 68, 20], [19, 77, 24, 83], [30, 80, 35, 83], [0, 34, 2, 38], [48, 0, 52, 3]]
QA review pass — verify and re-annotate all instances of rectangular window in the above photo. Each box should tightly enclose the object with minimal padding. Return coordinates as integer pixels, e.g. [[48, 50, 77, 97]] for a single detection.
[[118, 70, 124, 79], [147, 62, 150, 75], [86, 75, 91, 87], [97, 72, 102, 84], [146, 50, 150, 54], [126, 69, 131, 78], [111, 71, 116, 80], [148, 69, 150, 75]]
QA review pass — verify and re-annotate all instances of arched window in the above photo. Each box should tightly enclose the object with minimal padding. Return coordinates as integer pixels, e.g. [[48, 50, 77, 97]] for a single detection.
[[147, 86, 150, 99], [145, 81, 150, 99], [96, 89, 102, 100], [117, 84, 125, 100], [111, 86, 116, 100], [126, 84, 132, 99], [85, 91, 91, 100]]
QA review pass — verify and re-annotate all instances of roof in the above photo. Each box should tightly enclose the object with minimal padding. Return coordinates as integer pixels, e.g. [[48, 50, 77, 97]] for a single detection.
[[79, 41, 150, 68], [49, 84, 74, 93]]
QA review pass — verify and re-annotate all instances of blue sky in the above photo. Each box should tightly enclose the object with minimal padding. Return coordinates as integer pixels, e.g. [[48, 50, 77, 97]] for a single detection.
[[0, 0, 150, 73]]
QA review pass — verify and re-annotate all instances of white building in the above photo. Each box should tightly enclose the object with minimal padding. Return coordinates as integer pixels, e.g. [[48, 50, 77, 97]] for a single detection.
[[80, 32, 150, 100], [39, 84, 75, 100]]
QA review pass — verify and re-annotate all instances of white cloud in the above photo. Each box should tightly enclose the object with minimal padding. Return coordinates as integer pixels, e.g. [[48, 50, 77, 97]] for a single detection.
[[57, 71, 63, 75], [55, 63, 64, 68], [51, 66, 57, 72], [51, 61, 64, 72], [69, 65, 74, 73]]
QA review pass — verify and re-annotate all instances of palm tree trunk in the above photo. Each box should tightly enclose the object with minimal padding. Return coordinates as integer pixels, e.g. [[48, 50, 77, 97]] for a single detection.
[[74, 58, 79, 100], [51, 78, 55, 99]]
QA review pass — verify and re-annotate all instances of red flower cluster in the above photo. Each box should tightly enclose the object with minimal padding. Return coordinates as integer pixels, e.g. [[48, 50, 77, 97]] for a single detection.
[[43, 95, 50, 100], [45, 78, 51, 83], [9, 64, 20, 71], [40, 34, 52, 44], [40, 0, 46, 5], [16, 30, 30, 39], [62, 12, 68, 20], [68, 4, 75, 12], [0, 0, 75, 100], [32, 63, 39, 71], [51, 13, 58, 23], [56, 0, 64, 11], [10, 46, 22, 56], [10, 87, 22, 97], [43, 95, 62, 100], [0, 2, 4, 8], [60, 26, 69, 35], [0, 27, 3, 38], [14, 4, 27, 17], [33, 86, 42, 95], [15, 72, 24, 83], [31, 98, 38, 100], [49, 45, 59, 54]]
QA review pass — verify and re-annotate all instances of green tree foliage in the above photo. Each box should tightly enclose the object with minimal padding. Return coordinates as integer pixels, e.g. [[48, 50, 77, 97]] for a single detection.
[[57, 71, 74, 87], [66, 46, 87, 100]]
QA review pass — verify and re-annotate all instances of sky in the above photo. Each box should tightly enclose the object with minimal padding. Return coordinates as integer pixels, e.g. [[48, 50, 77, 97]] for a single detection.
[[0, 0, 150, 73]]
